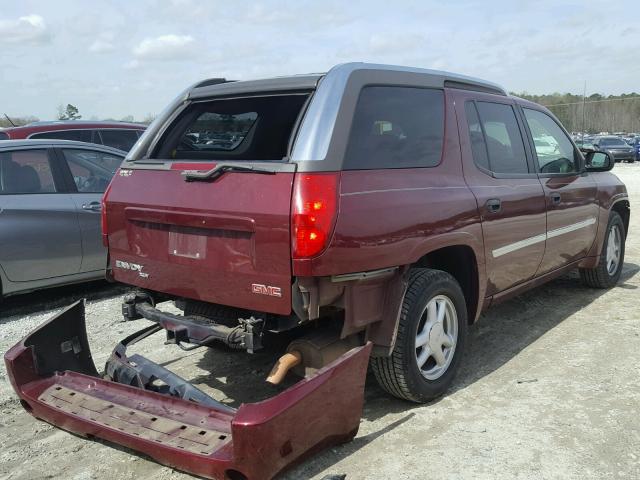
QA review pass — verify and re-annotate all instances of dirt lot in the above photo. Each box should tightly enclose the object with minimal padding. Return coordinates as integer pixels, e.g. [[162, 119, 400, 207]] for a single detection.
[[1, 165, 639, 480]]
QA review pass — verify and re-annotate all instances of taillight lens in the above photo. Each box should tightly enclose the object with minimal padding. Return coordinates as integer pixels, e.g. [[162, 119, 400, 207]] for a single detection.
[[101, 181, 113, 247], [292, 173, 340, 258]]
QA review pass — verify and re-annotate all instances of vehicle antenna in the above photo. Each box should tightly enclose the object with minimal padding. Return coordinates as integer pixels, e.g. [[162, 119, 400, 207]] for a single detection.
[[3, 113, 16, 127]]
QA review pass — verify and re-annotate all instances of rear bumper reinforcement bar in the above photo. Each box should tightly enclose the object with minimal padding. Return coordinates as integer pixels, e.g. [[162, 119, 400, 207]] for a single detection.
[[124, 298, 264, 353], [5, 300, 372, 480]]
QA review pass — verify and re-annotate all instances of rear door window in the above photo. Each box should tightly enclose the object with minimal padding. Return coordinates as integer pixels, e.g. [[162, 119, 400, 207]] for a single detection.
[[0, 131, 8, 140], [471, 102, 529, 174], [0, 149, 57, 194], [153, 94, 309, 161], [99, 129, 141, 151], [61, 149, 123, 192], [344, 86, 444, 169], [30, 129, 93, 143]]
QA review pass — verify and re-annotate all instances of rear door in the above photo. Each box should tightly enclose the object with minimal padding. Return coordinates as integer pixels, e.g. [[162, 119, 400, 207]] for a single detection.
[[519, 107, 598, 274], [0, 147, 81, 282], [56, 147, 125, 273], [105, 93, 310, 315], [454, 91, 547, 295]]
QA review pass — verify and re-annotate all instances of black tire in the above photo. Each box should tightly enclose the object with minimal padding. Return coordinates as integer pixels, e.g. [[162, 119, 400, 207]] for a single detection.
[[579, 211, 625, 288], [371, 268, 468, 403]]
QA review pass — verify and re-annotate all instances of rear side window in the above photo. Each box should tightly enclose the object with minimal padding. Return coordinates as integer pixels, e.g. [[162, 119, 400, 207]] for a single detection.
[[62, 149, 123, 193], [153, 94, 309, 161], [468, 102, 529, 174], [344, 86, 444, 169], [0, 131, 8, 140], [0, 149, 56, 194], [30, 129, 93, 143], [99, 129, 141, 151], [464, 102, 489, 170]]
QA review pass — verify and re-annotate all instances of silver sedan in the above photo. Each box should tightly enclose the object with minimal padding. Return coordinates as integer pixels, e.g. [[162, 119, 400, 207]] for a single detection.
[[0, 139, 125, 298]]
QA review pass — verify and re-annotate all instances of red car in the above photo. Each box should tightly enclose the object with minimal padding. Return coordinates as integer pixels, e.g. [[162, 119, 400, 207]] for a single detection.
[[6, 63, 629, 480], [0, 120, 145, 151]]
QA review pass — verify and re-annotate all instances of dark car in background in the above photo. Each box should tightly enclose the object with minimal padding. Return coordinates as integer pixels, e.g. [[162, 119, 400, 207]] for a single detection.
[[0, 139, 126, 298], [593, 135, 635, 162], [627, 136, 640, 161], [0, 120, 145, 151]]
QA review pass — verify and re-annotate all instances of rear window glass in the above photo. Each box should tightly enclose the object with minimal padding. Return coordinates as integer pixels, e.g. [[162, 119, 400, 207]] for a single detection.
[[344, 86, 444, 169], [0, 149, 56, 194], [99, 129, 141, 151], [599, 138, 626, 146], [30, 129, 93, 143], [153, 94, 309, 161], [182, 112, 257, 151]]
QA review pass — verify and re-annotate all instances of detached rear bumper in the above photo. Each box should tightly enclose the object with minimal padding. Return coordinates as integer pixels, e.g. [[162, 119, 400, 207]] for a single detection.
[[4, 301, 372, 480]]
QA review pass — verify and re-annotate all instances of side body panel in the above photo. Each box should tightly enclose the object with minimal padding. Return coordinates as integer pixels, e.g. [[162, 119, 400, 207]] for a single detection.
[[0, 192, 82, 282], [535, 174, 599, 275]]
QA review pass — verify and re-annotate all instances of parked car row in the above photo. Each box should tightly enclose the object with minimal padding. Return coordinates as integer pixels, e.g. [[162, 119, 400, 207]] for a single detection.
[[0, 120, 146, 152], [574, 133, 638, 162]]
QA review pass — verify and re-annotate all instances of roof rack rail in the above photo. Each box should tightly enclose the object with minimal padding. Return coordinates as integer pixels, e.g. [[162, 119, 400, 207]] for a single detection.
[[192, 78, 235, 89], [443, 80, 506, 96]]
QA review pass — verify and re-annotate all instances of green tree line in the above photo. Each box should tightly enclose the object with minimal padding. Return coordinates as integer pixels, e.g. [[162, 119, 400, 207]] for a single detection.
[[513, 92, 640, 134]]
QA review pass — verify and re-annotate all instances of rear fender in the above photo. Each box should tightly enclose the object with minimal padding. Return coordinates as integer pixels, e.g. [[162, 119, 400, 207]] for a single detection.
[[4, 300, 372, 480]]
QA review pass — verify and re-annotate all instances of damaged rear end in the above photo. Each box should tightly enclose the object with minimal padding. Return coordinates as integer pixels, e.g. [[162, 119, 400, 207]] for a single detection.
[[5, 301, 371, 480]]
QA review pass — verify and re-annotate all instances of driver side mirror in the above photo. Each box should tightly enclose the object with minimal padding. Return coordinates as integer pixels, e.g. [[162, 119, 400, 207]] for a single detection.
[[584, 151, 613, 172]]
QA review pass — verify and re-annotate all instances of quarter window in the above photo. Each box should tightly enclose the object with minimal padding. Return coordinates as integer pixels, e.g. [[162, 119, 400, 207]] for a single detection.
[[0, 149, 56, 194], [344, 86, 444, 169], [523, 109, 580, 174], [99, 129, 141, 151]]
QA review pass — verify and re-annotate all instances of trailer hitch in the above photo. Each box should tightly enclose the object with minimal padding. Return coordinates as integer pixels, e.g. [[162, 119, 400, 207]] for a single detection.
[[4, 300, 372, 480]]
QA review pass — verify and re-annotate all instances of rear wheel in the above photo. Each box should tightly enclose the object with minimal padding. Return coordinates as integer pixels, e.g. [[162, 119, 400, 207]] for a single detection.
[[579, 211, 625, 288], [371, 268, 468, 403]]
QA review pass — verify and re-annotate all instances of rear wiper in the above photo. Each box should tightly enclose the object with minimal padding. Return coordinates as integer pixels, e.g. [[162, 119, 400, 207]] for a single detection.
[[182, 162, 276, 182]]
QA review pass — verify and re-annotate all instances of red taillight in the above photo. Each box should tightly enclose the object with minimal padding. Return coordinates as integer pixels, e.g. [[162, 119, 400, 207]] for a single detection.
[[292, 173, 340, 259], [101, 181, 113, 247]]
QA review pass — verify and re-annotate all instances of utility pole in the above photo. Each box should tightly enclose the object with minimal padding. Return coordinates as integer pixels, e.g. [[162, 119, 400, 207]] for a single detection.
[[581, 81, 586, 138]]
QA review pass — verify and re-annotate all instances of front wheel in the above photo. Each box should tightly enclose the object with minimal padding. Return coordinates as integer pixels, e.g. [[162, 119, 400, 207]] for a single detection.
[[371, 268, 468, 403], [579, 211, 625, 288]]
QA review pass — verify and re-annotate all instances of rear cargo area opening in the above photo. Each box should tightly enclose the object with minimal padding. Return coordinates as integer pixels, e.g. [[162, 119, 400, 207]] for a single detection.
[[152, 93, 310, 161]]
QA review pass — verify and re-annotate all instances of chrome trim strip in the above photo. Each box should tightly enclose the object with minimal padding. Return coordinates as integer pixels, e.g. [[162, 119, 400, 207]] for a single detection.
[[492, 217, 597, 258], [492, 233, 547, 258], [546, 217, 597, 239]]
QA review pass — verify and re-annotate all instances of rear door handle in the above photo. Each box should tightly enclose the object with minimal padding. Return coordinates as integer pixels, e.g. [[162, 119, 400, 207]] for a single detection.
[[550, 193, 561, 205], [82, 201, 102, 212], [486, 198, 501, 213]]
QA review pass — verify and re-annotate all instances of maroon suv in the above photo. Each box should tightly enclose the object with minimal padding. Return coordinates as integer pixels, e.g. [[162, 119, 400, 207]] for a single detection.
[[0, 120, 145, 151], [5, 63, 629, 480]]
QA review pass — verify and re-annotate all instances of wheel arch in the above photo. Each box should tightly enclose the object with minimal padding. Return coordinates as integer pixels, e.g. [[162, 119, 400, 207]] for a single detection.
[[411, 244, 481, 324], [611, 199, 630, 238]]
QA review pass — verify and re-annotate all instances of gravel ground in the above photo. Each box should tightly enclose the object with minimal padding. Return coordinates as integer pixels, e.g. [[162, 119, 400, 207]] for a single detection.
[[1, 165, 639, 480]]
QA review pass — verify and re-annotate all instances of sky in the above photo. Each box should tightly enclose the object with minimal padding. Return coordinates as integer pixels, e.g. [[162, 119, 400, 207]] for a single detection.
[[1, 0, 639, 121]]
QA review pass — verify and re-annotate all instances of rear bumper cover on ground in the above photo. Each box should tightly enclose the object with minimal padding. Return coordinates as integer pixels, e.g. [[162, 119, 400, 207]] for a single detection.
[[4, 301, 372, 480]]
